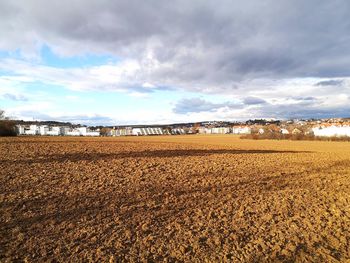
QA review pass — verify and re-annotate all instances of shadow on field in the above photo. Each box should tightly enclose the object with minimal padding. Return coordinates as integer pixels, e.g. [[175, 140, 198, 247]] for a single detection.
[[4, 149, 309, 164], [0, 169, 294, 232], [0, 166, 310, 245]]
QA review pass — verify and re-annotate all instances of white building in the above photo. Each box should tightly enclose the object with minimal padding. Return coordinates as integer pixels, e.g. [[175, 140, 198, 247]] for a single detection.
[[132, 128, 142, 136], [46, 126, 70, 136], [86, 131, 100, 136], [280, 128, 289, 134], [77, 127, 87, 136], [66, 130, 81, 136], [61, 127, 70, 136], [47, 130, 60, 136], [172, 128, 185, 135], [24, 125, 39, 135], [39, 125, 49, 135], [312, 125, 350, 137], [16, 125, 25, 135], [52, 126, 62, 134], [111, 127, 133, 136], [65, 127, 99, 136], [211, 127, 231, 134], [45, 127, 60, 136], [232, 126, 251, 134], [198, 127, 212, 134], [16, 124, 99, 136], [132, 127, 163, 136]]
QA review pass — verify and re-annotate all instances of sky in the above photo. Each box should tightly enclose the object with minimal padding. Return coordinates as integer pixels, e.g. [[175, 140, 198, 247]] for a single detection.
[[0, 0, 350, 125]]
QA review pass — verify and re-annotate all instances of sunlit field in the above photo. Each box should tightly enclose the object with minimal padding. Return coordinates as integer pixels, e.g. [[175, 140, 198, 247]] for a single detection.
[[1, 135, 349, 262]]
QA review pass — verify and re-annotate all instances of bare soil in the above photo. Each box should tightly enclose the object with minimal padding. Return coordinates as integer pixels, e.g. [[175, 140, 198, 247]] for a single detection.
[[1, 135, 350, 262]]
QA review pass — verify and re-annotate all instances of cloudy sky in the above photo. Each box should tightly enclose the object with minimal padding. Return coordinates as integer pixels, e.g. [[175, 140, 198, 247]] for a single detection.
[[1, 0, 350, 125]]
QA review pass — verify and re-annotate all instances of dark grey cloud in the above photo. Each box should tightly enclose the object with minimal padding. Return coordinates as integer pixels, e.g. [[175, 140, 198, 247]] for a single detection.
[[291, 96, 317, 101], [247, 96, 350, 119], [173, 97, 241, 114], [1, 0, 350, 121], [315, 80, 344, 86], [243, 97, 266, 105], [256, 104, 350, 120], [173, 95, 350, 120], [1, 0, 350, 83]]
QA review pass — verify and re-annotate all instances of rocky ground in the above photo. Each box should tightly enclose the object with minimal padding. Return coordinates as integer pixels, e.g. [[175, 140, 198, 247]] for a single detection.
[[0, 135, 349, 262]]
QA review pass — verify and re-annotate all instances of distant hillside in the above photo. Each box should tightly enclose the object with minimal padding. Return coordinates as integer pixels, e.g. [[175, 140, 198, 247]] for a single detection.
[[14, 120, 79, 127]]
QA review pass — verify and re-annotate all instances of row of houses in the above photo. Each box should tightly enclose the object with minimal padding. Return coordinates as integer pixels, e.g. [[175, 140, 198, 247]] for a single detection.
[[198, 126, 251, 134], [108, 127, 166, 136], [16, 124, 253, 137], [257, 124, 350, 137], [16, 125, 100, 136], [108, 126, 252, 136], [16, 123, 350, 138], [310, 120, 350, 137], [109, 127, 198, 136]]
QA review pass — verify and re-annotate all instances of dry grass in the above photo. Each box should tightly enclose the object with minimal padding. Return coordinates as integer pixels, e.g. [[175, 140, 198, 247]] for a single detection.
[[1, 135, 350, 262]]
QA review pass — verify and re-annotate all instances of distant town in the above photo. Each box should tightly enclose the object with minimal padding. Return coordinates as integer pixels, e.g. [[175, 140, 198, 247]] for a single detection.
[[15, 118, 350, 138]]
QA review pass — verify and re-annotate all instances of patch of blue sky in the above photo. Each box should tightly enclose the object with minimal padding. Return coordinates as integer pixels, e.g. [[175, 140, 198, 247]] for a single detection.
[[0, 69, 24, 76], [21, 81, 144, 111], [0, 50, 22, 75], [5, 77, 232, 119], [40, 45, 120, 68], [0, 96, 16, 108], [0, 70, 12, 76], [23, 81, 65, 97], [0, 49, 22, 59]]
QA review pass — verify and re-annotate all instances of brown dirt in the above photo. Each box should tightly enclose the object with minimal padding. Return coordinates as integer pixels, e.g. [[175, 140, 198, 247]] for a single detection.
[[1, 135, 350, 262]]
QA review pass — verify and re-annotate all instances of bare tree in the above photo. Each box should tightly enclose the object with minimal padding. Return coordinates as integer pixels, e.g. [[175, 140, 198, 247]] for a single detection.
[[0, 110, 5, 120], [0, 110, 16, 136], [100, 127, 111, 136]]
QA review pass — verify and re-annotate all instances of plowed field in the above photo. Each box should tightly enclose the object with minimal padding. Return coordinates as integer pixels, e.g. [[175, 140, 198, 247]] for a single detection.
[[1, 135, 350, 262]]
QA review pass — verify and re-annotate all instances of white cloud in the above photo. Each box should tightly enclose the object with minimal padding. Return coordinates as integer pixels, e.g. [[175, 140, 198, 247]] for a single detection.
[[1, 0, 350, 122], [0, 58, 144, 92]]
